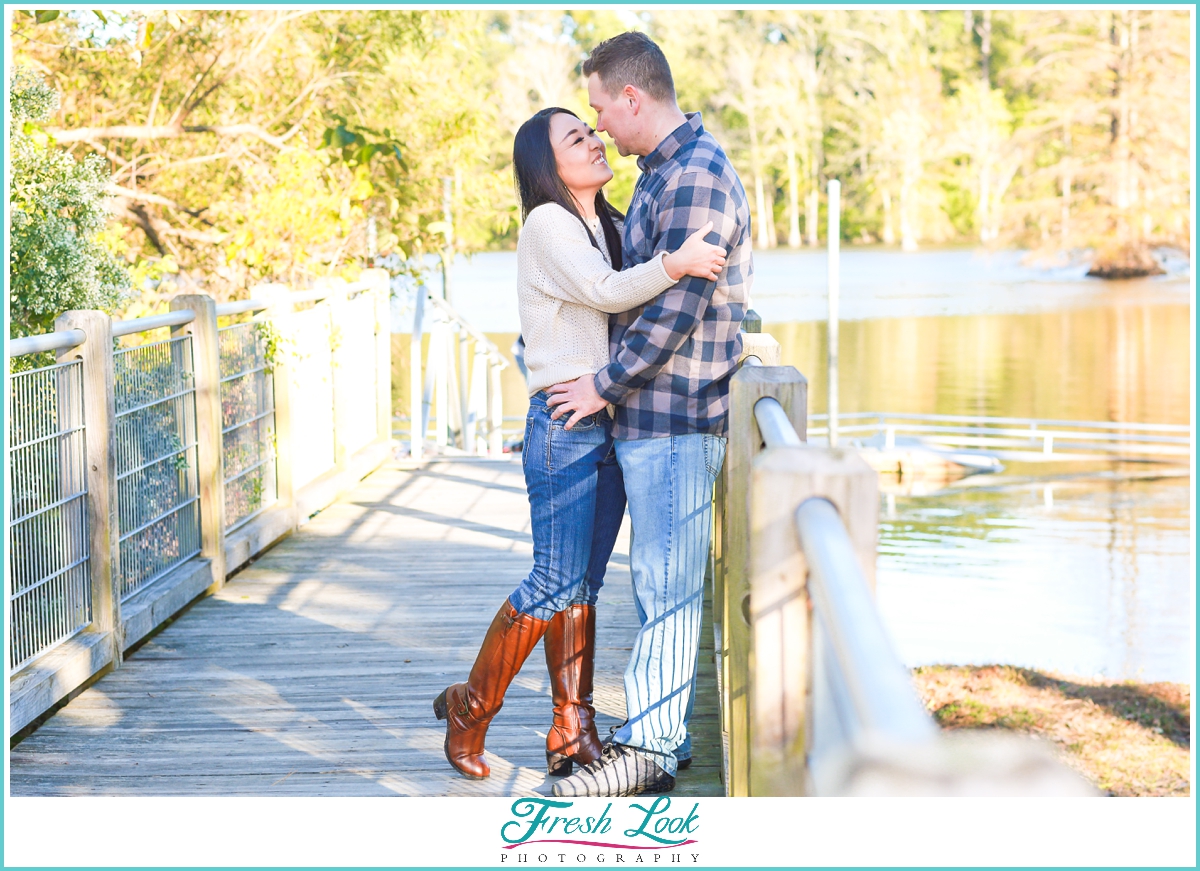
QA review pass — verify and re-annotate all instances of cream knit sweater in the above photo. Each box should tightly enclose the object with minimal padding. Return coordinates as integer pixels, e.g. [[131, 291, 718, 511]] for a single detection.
[[517, 202, 675, 395]]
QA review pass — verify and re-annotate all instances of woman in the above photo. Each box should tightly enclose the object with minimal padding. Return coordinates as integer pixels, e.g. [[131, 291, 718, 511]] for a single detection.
[[433, 107, 725, 780]]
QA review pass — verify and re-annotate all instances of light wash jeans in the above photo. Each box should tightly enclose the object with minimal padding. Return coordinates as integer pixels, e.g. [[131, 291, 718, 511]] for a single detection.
[[611, 432, 726, 775], [508, 392, 626, 621]]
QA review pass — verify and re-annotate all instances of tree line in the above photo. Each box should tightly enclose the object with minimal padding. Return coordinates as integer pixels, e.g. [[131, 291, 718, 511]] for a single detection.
[[9, 8, 1190, 335]]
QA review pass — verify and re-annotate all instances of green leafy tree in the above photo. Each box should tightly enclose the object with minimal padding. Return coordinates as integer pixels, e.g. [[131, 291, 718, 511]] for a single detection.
[[8, 66, 129, 338], [13, 8, 1190, 283], [16, 10, 504, 296]]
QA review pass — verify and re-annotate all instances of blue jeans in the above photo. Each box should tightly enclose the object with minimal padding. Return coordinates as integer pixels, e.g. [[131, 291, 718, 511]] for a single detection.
[[611, 433, 726, 775], [508, 392, 626, 622]]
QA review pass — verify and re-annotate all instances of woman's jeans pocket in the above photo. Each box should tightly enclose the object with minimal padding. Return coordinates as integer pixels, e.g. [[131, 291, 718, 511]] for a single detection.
[[508, 392, 625, 622]]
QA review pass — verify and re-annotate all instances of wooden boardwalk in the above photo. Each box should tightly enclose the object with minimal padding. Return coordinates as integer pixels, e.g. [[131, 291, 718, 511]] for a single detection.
[[9, 457, 723, 797]]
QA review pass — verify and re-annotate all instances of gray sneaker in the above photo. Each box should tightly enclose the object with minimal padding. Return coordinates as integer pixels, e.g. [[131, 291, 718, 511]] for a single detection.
[[551, 743, 675, 797], [606, 722, 692, 770]]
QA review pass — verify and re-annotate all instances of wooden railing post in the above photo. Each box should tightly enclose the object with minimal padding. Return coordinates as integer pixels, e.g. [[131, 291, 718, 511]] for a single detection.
[[446, 323, 463, 448], [365, 268, 393, 446], [739, 332, 781, 366], [409, 283, 426, 460], [170, 294, 226, 592], [434, 318, 450, 451], [713, 331, 784, 792], [54, 310, 121, 666], [722, 361, 806, 795], [747, 444, 876, 795], [328, 282, 352, 474], [458, 326, 471, 452], [487, 357, 504, 459], [252, 285, 295, 513], [467, 342, 486, 453]]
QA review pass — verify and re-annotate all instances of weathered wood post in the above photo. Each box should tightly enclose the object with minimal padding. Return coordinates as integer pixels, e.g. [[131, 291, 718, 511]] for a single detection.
[[328, 282, 353, 474], [747, 445, 876, 795], [446, 324, 463, 448], [827, 178, 841, 447], [468, 342, 488, 453], [458, 328, 471, 452], [54, 311, 121, 666], [366, 268, 393, 448], [434, 319, 449, 451], [170, 294, 227, 592], [409, 282, 426, 460], [487, 356, 504, 459], [722, 350, 800, 797], [252, 285, 296, 515], [714, 322, 781, 787]]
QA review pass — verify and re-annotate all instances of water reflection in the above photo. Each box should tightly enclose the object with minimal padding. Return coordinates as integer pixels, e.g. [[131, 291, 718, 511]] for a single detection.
[[767, 303, 1190, 424], [765, 297, 1191, 683], [876, 469, 1191, 682]]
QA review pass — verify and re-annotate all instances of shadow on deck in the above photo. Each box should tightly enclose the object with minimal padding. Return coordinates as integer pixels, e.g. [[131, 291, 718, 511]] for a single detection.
[[9, 458, 723, 797]]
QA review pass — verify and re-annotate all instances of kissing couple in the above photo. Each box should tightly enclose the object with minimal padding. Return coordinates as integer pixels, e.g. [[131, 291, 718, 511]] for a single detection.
[[434, 30, 752, 798]]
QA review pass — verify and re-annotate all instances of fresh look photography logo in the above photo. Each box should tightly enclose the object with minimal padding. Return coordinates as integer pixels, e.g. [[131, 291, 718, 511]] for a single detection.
[[499, 797, 701, 865]]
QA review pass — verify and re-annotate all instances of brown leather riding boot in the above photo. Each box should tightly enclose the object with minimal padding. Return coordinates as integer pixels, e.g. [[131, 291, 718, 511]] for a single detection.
[[433, 600, 550, 779], [544, 604, 603, 776]]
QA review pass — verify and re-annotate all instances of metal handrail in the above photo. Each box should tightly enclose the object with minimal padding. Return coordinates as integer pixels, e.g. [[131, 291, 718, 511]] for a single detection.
[[807, 423, 1188, 448], [741, 357, 936, 750], [427, 296, 508, 367], [754, 397, 802, 448], [796, 497, 938, 745], [215, 299, 270, 317], [112, 310, 195, 337], [289, 288, 332, 305], [741, 355, 804, 448], [802, 411, 1189, 462], [7, 330, 86, 357], [287, 280, 373, 307], [809, 410, 1189, 434], [11, 307, 211, 356]]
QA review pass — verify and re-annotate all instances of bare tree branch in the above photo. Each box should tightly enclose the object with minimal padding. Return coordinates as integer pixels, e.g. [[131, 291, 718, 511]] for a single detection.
[[267, 69, 354, 128], [79, 139, 133, 169], [167, 47, 225, 127], [51, 123, 293, 149], [173, 11, 312, 124], [135, 149, 239, 177], [112, 201, 167, 255], [106, 183, 181, 209], [111, 199, 226, 248]]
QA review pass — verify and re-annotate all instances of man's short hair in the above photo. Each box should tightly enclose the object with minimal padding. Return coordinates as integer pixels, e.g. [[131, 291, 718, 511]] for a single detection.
[[582, 31, 676, 104]]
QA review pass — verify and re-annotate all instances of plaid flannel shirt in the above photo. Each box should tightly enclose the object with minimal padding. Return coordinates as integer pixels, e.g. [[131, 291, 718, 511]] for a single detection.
[[594, 113, 752, 439]]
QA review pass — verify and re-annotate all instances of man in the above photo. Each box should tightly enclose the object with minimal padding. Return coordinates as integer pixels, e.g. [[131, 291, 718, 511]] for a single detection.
[[546, 31, 752, 797]]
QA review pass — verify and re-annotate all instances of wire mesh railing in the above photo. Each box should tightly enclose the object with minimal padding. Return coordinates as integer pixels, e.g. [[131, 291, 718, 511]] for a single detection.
[[806, 411, 1191, 461], [8, 270, 393, 736], [406, 292, 508, 460], [7, 360, 91, 670], [113, 335, 202, 601], [219, 322, 277, 531]]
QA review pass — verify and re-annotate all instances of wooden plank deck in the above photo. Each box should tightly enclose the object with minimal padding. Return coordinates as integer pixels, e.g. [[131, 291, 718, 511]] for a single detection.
[[9, 457, 724, 797]]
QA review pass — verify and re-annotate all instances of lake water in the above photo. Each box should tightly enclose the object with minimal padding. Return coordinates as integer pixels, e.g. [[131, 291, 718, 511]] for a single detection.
[[397, 247, 1193, 682]]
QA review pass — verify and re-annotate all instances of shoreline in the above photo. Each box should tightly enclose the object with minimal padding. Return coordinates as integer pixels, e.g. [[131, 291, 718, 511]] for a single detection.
[[912, 665, 1191, 797]]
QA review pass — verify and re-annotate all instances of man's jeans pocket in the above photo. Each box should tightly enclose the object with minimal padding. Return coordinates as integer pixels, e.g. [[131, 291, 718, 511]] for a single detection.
[[703, 435, 727, 480]]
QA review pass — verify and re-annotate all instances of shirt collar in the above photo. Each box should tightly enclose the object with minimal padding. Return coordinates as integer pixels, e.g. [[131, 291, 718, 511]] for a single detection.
[[637, 112, 704, 174]]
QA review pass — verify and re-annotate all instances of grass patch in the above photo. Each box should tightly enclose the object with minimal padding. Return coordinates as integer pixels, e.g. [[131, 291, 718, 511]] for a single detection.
[[913, 665, 1191, 797]]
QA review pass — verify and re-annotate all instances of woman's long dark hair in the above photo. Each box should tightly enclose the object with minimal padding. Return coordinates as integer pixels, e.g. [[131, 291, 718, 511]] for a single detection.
[[513, 107, 623, 270]]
